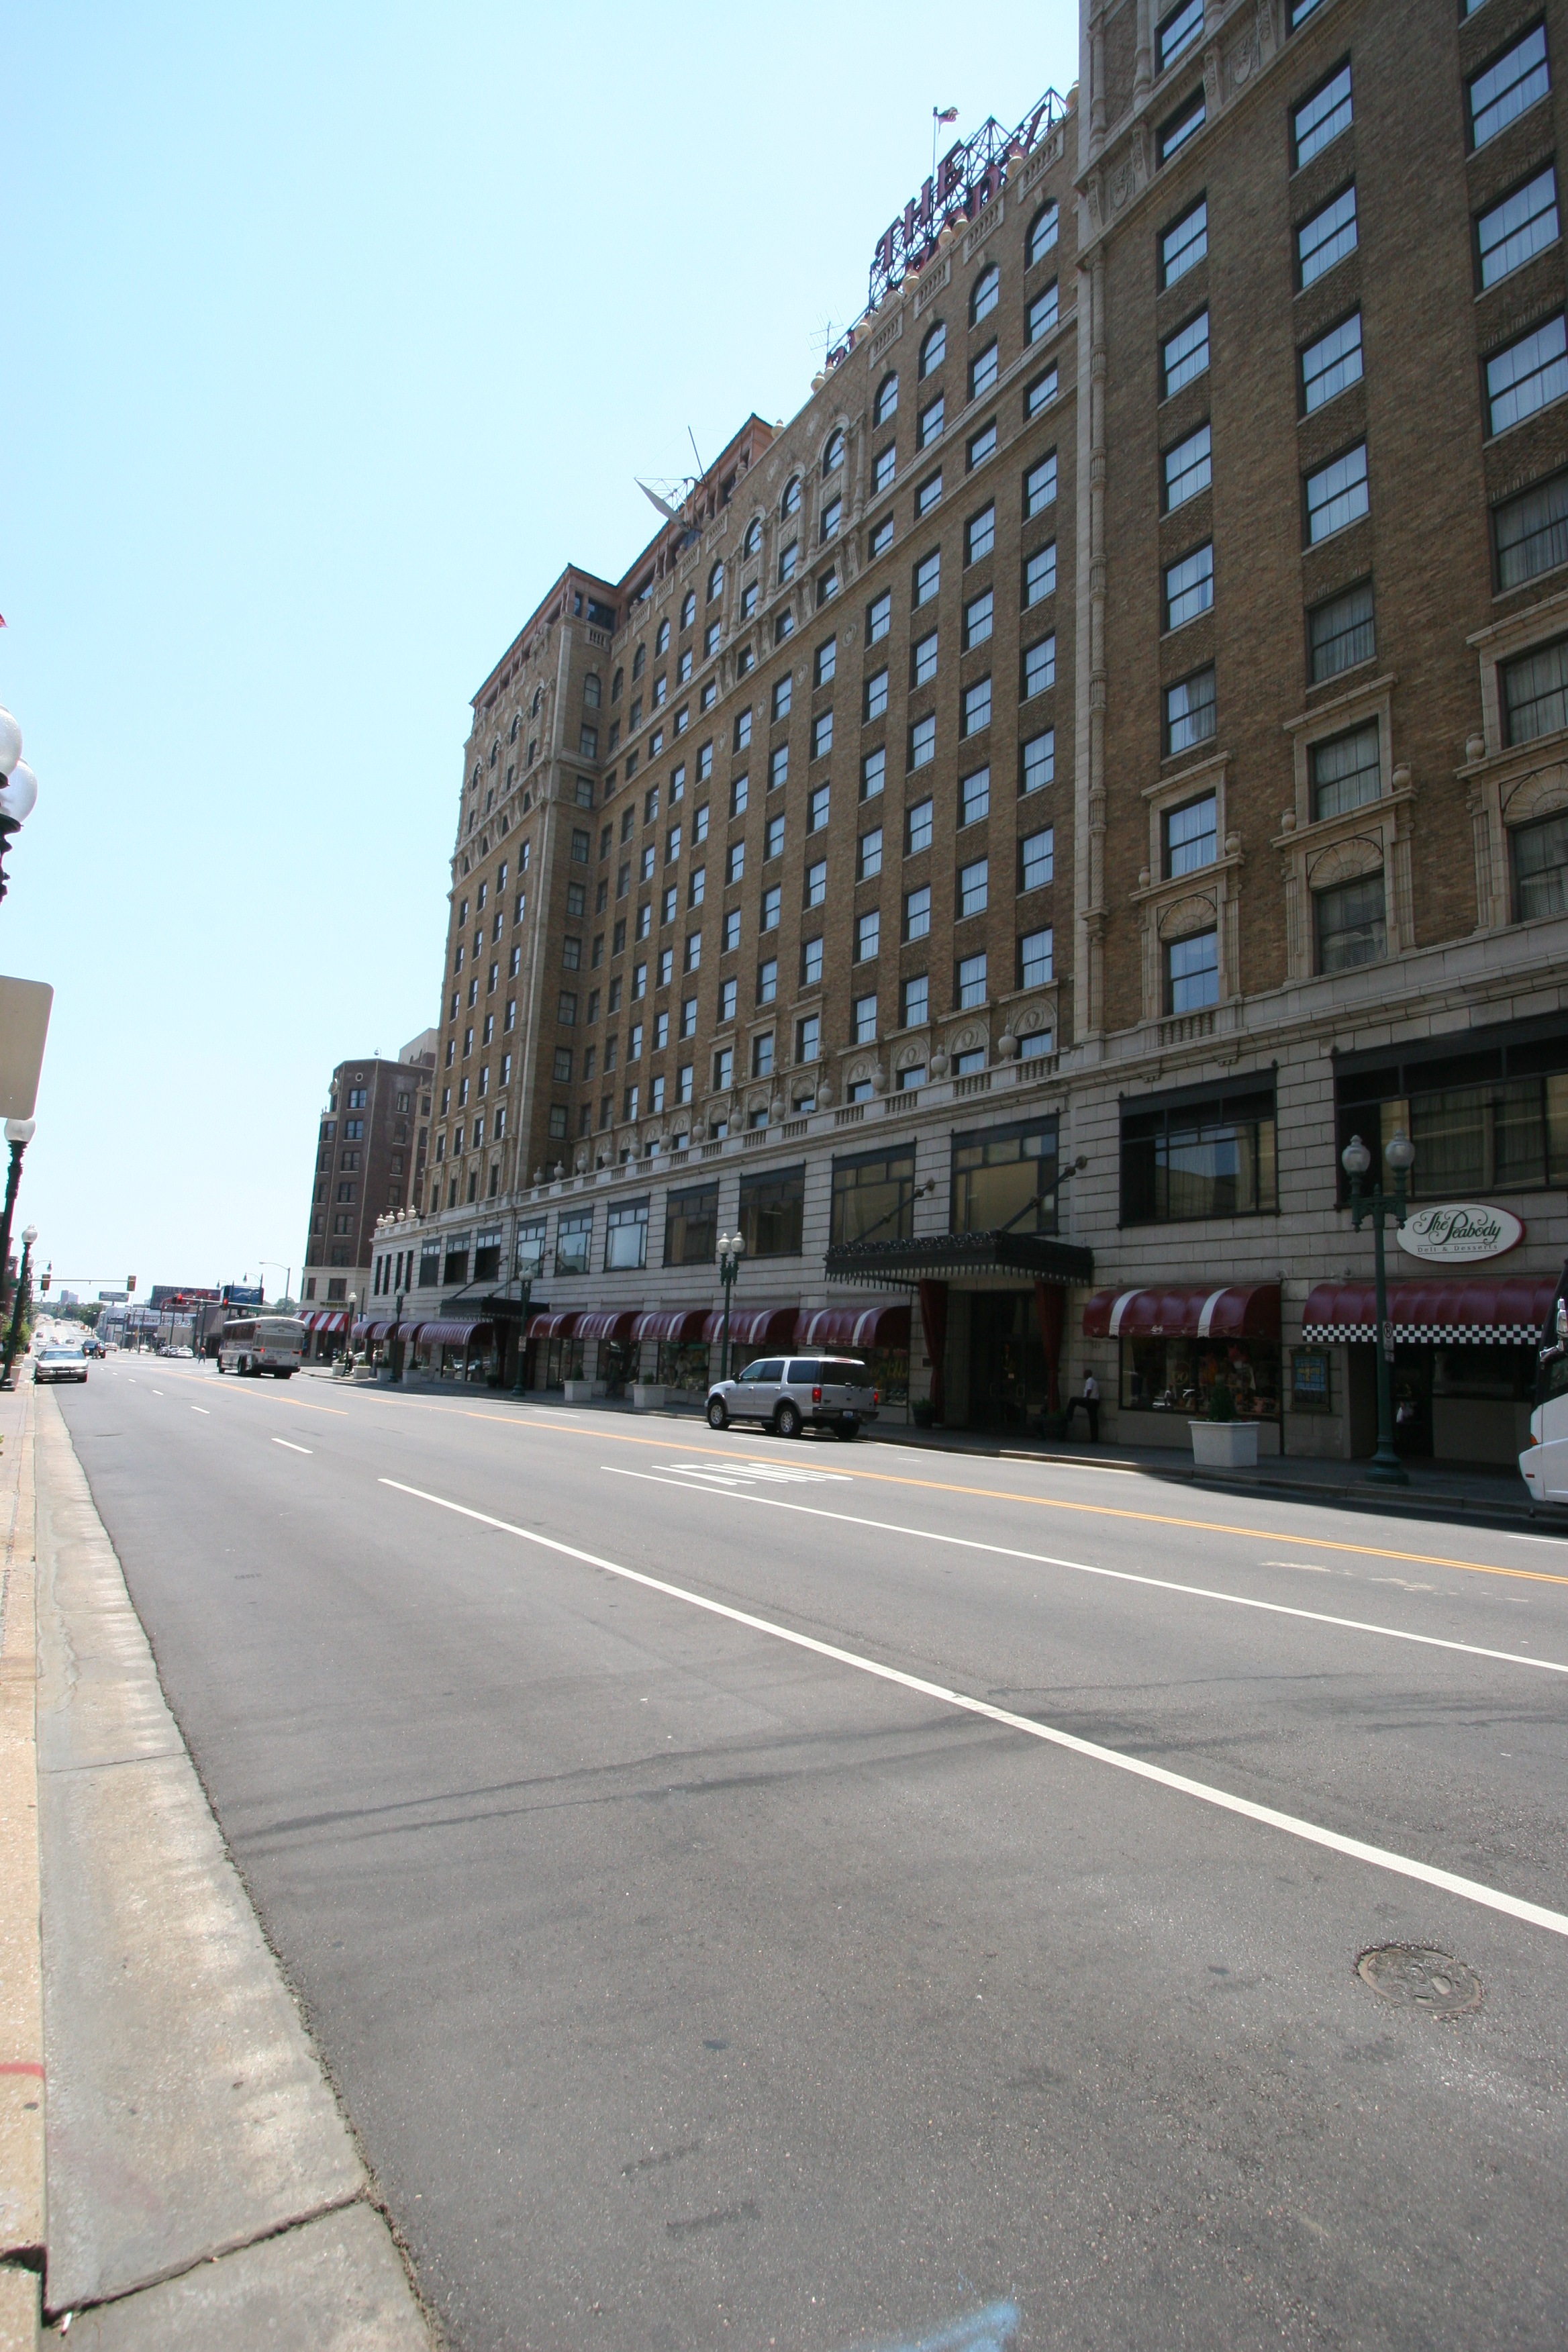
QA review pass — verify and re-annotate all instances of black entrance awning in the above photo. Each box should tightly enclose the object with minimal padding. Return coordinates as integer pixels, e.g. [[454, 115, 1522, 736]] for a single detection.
[[824, 1231, 1094, 1290]]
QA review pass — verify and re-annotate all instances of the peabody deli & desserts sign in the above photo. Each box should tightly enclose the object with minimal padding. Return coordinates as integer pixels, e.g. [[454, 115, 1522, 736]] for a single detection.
[[1395, 1203, 1524, 1263]]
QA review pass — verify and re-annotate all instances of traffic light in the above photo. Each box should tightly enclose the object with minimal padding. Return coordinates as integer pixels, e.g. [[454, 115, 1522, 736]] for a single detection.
[[39, 1271, 50, 1293], [128, 1275, 136, 1292]]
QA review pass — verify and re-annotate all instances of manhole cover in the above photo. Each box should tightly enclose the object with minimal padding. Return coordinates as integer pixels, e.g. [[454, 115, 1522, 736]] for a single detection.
[[1355, 1945, 1482, 2017]]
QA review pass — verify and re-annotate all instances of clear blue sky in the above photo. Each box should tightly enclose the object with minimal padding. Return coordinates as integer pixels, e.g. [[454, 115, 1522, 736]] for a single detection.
[[2, 1, 1076, 1302]]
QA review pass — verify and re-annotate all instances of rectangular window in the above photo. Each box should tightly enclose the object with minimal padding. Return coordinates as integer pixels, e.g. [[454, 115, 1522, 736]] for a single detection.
[[1164, 666, 1216, 754], [864, 667, 891, 722], [830, 1142, 916, 1246], [1161, 197, 1208, 287], [952, 1114, 1059, 1236], [1020, 826, 1054, 891], [1018, 926, 1053, 987], [901, 972, 929, 1026], [779, 540, 797, 583], [964, 591, 993, 650], [1159, 90, 1206, 162], [773, 674, 793, 722], [1164, 542, 1214, 628], [1304, 442, 1368, 542], [916, 471, 943, 517], [965, 506, 995, 565], [868, 592, 891, 644], [1469, 25, 1550, 150], [1120, 1081, 1279, 1224], [665, 1180, 718, 1267], [822, 497, 842, 542], [605, 1200, 649, 1271], [957, 950, 988, 1008], [915, 548, 941, 603], [804, 861, 827, 908], [1502, 633, 1568, 742], [1026, 285, 1059, 345], [1025, 365, 1059, 417], [873, 443, 897, 494], [852, 992, 878, 1044], [812, 710, 834, 758], [1308, 578, 1375, 681], [1487, 313, 1568, 434], [555, 1208, 593, 1277], [960, 767, 990, 827], [905, 884, 932, 940], [1165, 927, 1220, 1012], [796, 1010, 821, 1062], [1023, 634, 1057, 697], [1294, 60, 1352, 168], [807, 785, 830, 833], [557, 991, 577, 1024], [1315, 873, 1385, 971], [1513, 807, 1568, 916], [1163, 791, 1216, 876], [910, 713, 936, 768], [919, 395, 945, 448], [751, 1032, 775, 1078], [1161, 309, 1210, 398], [1163, 422, 1212, 509], [970, 342, 999, 399], [1494, 469, 1568, 587], [801, 935, 824, 986], [858, 826, 883, 879], [713, 1046, 734, 1091], [738, 1165, 805, 1257], [1298, 184, 1357, 287], [1478, 165, 1559, 288], [962, 677, 992, 734], [1024, 543, 1057, 605], [1312, 720, 1381, 820], [861, 746, 886, 799], [906, 797, 934, 854], [1024, 459, 1057, 526], [761, 884, 781, 930], [968, 420, 997, 469], [871, 516, 894, 558], [959, 858, 989, 918], [770, 744, 789, 789], [1158, 0, 1203, 70], [553, 1046, 573, 1083], [816, 636, 836, 686], [856, 908, 881, 961], [1022, 730, 1055, 793], [1301, 311, 1363, 413]]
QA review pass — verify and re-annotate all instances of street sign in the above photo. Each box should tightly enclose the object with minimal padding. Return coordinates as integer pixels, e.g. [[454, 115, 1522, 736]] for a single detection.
[[223, 1283, 264, 1306], [0, 977, 53, 1120]]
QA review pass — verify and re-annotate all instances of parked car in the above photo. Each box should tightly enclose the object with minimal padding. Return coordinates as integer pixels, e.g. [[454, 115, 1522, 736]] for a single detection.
[[707, 1354, 879, 1439], [34, 1346, 88, 1385]]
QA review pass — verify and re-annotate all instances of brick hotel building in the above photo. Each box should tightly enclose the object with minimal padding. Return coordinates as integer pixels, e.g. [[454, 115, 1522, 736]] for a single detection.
[[362, 0, 1568, 1468]]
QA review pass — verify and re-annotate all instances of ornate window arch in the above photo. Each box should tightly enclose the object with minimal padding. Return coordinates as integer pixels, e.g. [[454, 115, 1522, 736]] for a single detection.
[[707, 558, 724, 601], [920, 321, 946, 377], [781, 475, 802, 518], [823, 428, 845, 475], [1027, 201, 1059, 268], [875, 371, 898, 425]]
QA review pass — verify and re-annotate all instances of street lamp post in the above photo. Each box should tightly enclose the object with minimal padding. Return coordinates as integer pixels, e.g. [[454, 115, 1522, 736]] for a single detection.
[[1, 1225, 38, 1387], [340, 1289, 358, 1375], [716, 1229, 745, 1383], [1342, 1128, 1416, 1487], [0, 702, 38, 908], [511, 1273, 534, 1397], [0, 1119, 35, 1322]]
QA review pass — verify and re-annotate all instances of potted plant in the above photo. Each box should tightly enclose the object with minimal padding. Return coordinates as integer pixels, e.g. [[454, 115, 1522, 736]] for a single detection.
[[1189, 1378, 1259, 1469], [912, 1397, 936, 1429]]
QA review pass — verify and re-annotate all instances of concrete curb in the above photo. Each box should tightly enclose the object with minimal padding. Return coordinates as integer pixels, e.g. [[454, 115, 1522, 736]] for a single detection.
[[29, 1390, 433, 2348], [0, 1379, 42, 2351]]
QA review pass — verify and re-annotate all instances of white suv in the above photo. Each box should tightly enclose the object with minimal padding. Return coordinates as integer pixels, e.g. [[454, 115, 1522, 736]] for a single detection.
[[707, 1355, 879, 1439]]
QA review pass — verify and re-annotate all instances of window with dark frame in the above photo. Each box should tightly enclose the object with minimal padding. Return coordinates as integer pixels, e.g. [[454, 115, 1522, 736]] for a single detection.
[[1502, 633, 1568, 742], [1308, 579, 1375, 682], [1469, 23, 1550, 151], [951, 1114, 1059, 1234], [1494, 469, 1568, 587], [1477, 164, 1559, 288], [1163, 790, 1216, 876], [1120, 1079, 1279, 1224], [738, 1165, 805, 1257], [1161, 196, 1208, 287], [1164, 669, 1216, 756], [1316, 872, 1386, 971], [1300, 311, 1363, 413], [1165, 927, 1219, 1012]]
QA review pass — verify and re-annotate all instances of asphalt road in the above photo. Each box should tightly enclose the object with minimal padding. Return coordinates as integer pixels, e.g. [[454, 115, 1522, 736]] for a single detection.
[[54, 1360, 1568, 2351]]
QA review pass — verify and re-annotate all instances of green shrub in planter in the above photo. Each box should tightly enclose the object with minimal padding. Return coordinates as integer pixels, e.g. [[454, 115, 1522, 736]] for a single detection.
[[1206, 1380, 1236, 1422], [912, 1398, 936, 1428]]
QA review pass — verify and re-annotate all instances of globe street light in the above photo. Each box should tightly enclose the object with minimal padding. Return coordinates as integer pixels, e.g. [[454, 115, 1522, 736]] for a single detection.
[[2, 1224, 38, 1386], [0, 703, 38, 908], [716, 1228, 745, 1383], [0, 1118, 35, 1324], [1342, 1128, 1416, 1486]]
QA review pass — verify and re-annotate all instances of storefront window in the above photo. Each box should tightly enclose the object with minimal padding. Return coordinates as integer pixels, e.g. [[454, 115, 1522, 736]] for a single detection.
[[555, 1210, 592, 1275], [605, 1199, 648, 1270], [831, 1144, 916, 1245], [657, 1338, 712, 1392], [1121, 1083, 1277, 1224], [739, 1165, 805, 1256], [951, 1116, 1058, 1233], [1120, 1336, 1281, 1420], [516, 1220, 546, 1276], [664, 1182, 717, 1267]]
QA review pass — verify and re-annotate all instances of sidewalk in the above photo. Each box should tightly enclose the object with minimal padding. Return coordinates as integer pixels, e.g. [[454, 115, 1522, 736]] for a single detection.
[[0, 1381, 434, 2348]]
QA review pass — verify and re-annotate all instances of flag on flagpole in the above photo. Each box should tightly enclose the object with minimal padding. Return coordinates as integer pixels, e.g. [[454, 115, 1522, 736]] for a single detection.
[[934, 104, 959, 121]]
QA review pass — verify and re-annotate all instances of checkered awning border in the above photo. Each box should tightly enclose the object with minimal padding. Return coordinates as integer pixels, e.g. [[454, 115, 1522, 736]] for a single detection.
[[1302, 1321, 1542, 1344]]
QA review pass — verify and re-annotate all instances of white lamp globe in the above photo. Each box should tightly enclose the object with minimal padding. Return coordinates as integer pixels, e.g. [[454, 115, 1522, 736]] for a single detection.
[[0, 709, 20, 777], [0, 763, 37, 824]]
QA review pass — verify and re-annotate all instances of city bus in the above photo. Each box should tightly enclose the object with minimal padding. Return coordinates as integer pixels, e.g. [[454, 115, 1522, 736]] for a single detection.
[[1519, 1269, 1568, 1502], [216, 1316, 307, 1378]]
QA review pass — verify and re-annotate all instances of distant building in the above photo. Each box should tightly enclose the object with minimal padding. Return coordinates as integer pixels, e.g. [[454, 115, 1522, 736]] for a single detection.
[[299, 1034, 437, 1340]]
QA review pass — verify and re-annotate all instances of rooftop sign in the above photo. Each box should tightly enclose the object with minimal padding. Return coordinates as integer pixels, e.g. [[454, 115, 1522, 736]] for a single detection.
[[867, 89, 1067, 314]]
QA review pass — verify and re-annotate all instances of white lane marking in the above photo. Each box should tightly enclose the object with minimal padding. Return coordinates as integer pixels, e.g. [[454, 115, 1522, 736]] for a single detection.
[[152, 1389, 164, 1397], [384, 1475, 1568, 1941], [611, 1469, 1568, 1679], [656, 1458, 853, 1489], [272, 1438, 312, 1455], [192, 1407, 209, 1416]]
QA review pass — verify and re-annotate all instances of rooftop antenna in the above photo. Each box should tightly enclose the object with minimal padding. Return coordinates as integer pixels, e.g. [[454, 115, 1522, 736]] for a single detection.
[[687, 427, 706, 483]]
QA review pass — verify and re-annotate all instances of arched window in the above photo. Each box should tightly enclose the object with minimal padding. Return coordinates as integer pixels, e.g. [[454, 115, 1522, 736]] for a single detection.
[[489, 739, 499, 767], [823, 428, 845, 475], [707, 559, 724, 601], [632, 643, 646, 681], [508, 714, 519, 744], [920, 322, 946, 377], [743, 518, 761, 558], [971, 264, 999, 325], [583, 673, 601, 707], [611, 667, 624, 703], [655, 617, 670, 655], [782, 475, 802, 518], [531, 687, 542, 716], [1028, 201, 1059, 268], [681, 590, 696, 629], [875, 372, 898, 425], [471, 764, 481, 789]]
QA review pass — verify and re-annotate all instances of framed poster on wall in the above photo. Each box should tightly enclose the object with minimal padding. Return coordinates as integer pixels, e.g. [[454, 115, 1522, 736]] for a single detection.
[[1291, 1346, 1331, 1413]]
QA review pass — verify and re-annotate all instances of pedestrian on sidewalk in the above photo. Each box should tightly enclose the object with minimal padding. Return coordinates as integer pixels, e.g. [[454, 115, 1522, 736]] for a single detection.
[[1064, 1369, 1100, 1442]]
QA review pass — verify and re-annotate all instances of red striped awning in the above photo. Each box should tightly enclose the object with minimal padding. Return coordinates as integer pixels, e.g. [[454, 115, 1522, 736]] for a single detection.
[[1082, 1284, 1281, 1340], [1302, 1274, 1555, 1344], [527, 1310, 579, 1340], [699, 1303, 799, 1346], [315, 1311, 348, 1334], [796, 1302, 912, 1349], [419, 1318, 491, 1347], [575, 1310, 640, 1342], [632, 1308, 710, 1342]]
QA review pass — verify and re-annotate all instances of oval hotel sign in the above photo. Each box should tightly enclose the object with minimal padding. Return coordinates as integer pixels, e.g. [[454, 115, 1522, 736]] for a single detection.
[[1396, 1202, 1524, 1263]]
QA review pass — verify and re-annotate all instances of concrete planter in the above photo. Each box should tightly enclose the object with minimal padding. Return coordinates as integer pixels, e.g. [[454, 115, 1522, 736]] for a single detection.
[[1188, 1419, 1260, 1469], [562, 1378, 607, 1403], [632, 1382, 667, 1411]]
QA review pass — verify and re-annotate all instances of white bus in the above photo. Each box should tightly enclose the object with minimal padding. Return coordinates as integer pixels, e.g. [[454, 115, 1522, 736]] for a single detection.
[[1519, 1273, 1568, 1502], [217, 1316, 306, 1378]]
